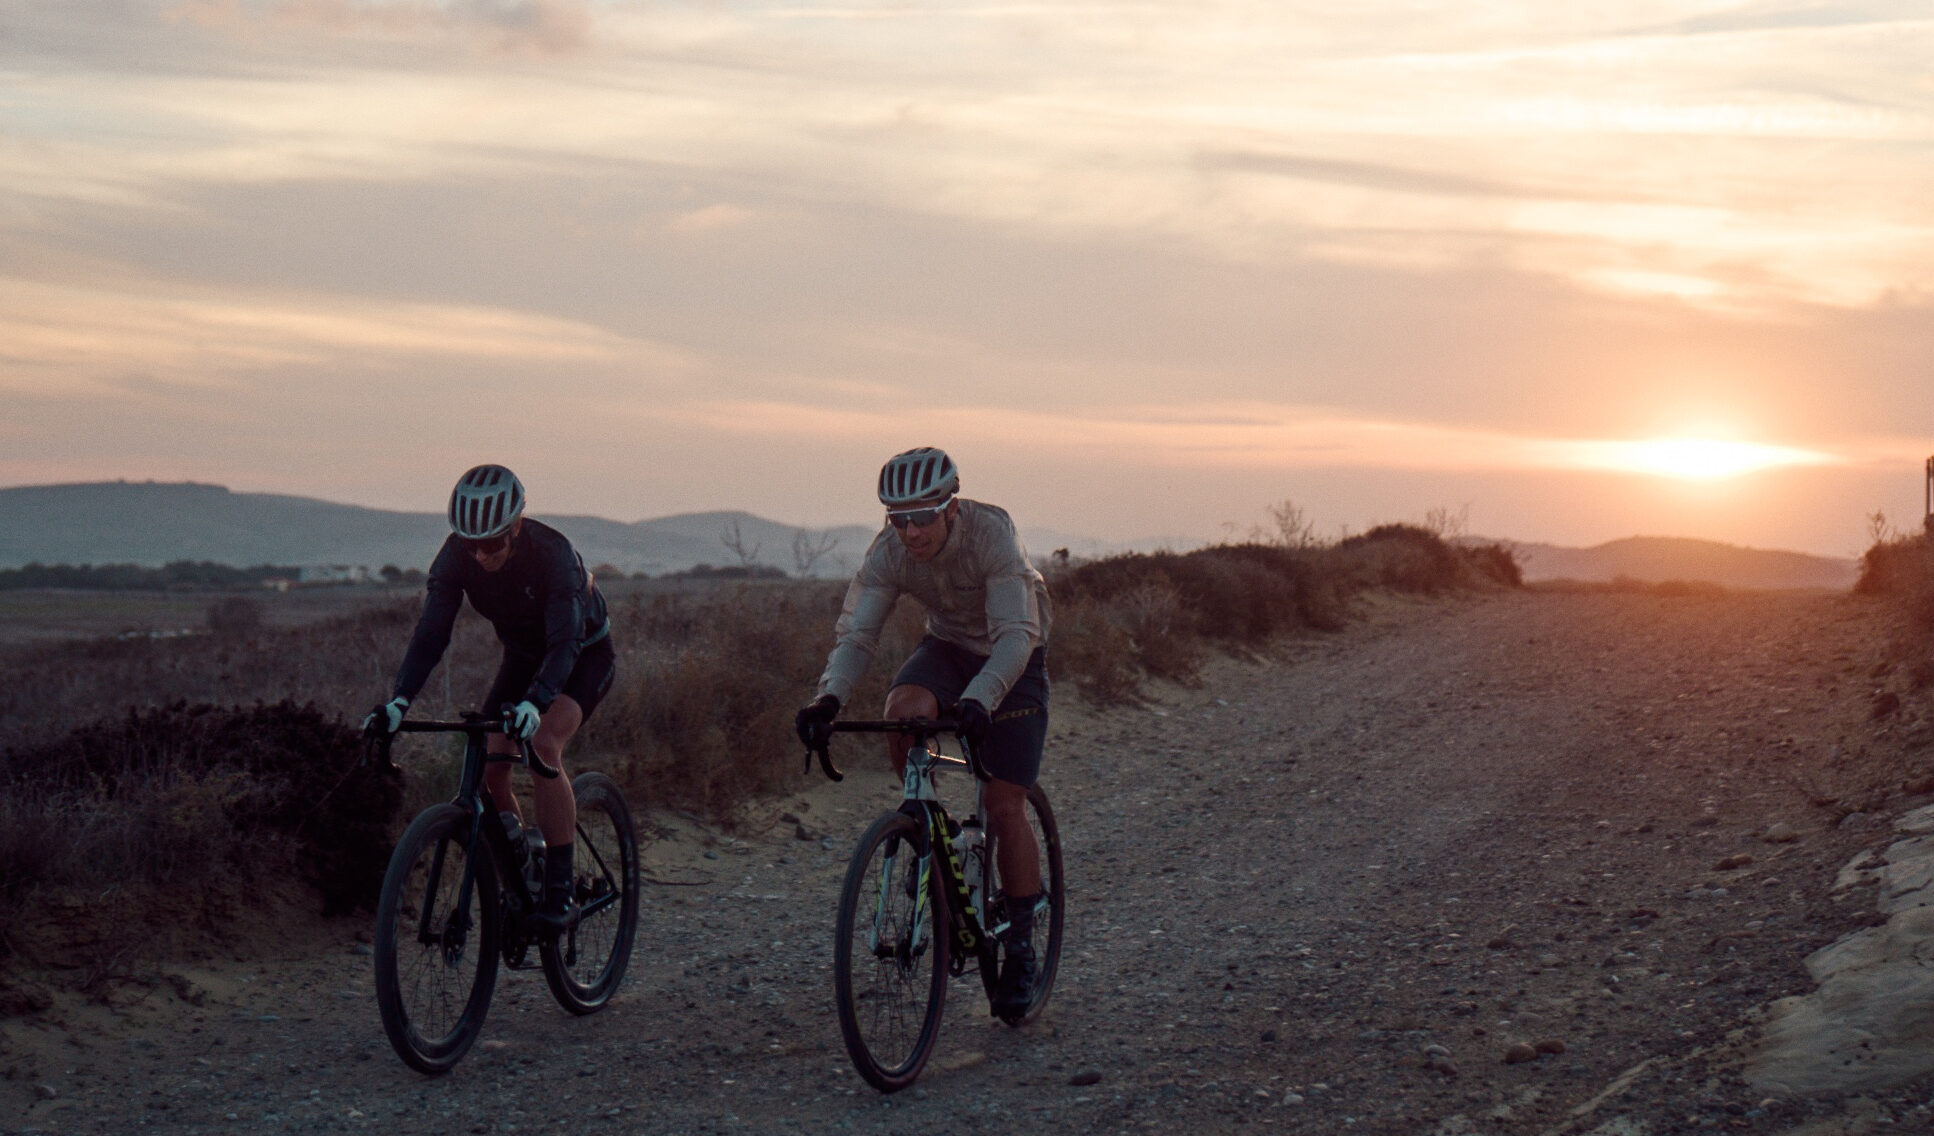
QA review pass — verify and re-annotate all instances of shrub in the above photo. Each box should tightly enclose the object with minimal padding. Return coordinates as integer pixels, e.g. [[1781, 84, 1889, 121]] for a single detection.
[[1459, 542, 1524, 588], [1, 701, 401, 919], [574, 582, 924, 818], [1050, 528, 1515, 702]]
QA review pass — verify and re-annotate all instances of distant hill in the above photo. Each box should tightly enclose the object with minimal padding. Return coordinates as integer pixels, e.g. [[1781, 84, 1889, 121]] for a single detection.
[[0, 481, 1137, 579], [3, 482, 1856, 590], [0, 482, 878, 578], [1487, 535, 1859, 591]]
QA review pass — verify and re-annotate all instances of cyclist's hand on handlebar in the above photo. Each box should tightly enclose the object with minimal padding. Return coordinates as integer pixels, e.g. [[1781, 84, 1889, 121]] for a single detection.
[[505, 700, 542, 742], [795, 693, 840, 750], [362, 696, 409, 738], [951, 699, 992, 747]]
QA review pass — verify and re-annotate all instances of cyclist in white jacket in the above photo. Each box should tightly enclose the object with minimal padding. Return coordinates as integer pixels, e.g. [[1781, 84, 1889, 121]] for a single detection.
[[796, 447, 1053, 1018]]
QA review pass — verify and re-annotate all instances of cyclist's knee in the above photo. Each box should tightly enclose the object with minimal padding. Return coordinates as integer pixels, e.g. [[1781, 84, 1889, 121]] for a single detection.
[[883, 683, 937, 718], [984, 778, 1026, 813]]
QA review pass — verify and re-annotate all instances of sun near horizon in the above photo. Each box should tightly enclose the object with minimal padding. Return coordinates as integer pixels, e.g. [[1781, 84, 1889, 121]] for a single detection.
[[1569, 436, 1838, 482]]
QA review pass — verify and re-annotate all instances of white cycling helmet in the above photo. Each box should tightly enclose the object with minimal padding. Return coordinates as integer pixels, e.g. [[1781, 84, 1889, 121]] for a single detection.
[[877, 447, 959, 507], [448, 464, 525, 539]]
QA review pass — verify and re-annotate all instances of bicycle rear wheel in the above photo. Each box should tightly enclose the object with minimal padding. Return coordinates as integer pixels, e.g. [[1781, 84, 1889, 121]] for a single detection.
[[541, 771, 640, 1014], [834, 811, 949, 1092], [373, 803, 500, 1074], [983, 783, 1064, 1025]]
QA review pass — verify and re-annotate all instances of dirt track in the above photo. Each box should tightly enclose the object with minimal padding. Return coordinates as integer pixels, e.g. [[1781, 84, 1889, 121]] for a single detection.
[[6, 587, 1930, 1135]]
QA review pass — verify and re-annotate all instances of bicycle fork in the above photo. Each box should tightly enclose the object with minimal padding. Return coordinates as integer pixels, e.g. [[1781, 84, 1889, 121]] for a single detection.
[[870, 831, 933, 963]]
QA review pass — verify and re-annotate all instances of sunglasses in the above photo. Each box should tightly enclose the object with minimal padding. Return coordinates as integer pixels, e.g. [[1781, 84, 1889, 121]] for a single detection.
[[886, 501, 951, 529], [464, 533, 511, 556]]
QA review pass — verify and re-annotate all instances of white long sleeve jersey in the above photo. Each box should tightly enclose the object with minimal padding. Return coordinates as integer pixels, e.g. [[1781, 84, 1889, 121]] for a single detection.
[[816, 499, 1052, 711]]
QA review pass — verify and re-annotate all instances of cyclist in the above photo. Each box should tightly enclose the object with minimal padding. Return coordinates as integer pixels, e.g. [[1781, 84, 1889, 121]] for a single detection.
[[796, 447, 1053, 1018], [364, 464, 614, 936]]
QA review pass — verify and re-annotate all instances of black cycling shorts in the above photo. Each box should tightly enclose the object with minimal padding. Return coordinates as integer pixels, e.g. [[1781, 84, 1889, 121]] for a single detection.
[[891, 635, 1048, 787], [483, 635, 618, 722]]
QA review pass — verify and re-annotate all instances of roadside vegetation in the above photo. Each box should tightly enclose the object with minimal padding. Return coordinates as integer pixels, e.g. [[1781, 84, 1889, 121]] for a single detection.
[[1857, 526, 1934, 691], [0, 510, 1519, 976]]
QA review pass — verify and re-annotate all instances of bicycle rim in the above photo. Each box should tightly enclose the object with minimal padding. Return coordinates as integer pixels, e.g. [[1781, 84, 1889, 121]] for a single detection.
[[541, 772, 641, 1014], [985, 783, 1064, 1025], [834, 812, 949, 1092], [373, 803, 500, 1074]]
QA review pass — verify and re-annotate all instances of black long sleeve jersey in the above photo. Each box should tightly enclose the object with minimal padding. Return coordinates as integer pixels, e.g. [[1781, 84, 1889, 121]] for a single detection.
[[390, 519, 610, 711]]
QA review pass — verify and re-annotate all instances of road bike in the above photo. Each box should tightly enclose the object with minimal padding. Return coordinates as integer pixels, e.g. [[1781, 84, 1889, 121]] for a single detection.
[[806, 718, 1064, 1092], [365, 713, 640, 1074]]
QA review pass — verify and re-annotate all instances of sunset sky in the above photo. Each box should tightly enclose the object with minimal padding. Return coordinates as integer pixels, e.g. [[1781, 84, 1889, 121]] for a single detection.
[[4, 1, 1931, 557]]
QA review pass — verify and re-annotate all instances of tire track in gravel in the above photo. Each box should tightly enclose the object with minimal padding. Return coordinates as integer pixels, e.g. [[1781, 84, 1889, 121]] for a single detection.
[[10, 587, 1907, 1135]]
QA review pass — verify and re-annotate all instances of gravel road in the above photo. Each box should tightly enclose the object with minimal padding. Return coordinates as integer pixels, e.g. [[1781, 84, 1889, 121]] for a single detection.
[[7, 587, 1929, 1135]]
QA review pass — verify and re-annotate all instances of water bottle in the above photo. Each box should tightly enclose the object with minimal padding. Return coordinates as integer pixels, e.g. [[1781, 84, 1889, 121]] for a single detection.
[[523, 825, 547, 896], [501, 810, 546, 895], [958, 816, 986, 921]]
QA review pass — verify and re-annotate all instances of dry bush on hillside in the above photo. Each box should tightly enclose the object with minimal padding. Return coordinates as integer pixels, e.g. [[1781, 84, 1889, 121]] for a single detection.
[[1, 701, 400, 953], [1858, 533, 1934, 690], [1051, 527, 1517, 702], [0, 597, 461, 744], [0, 524, 1521, 949], [579, 582, 921, 817]]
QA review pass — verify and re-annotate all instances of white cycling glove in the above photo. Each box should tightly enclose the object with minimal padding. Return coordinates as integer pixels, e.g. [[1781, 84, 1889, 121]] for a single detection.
[[507, 700, 542, 741], [363, 696, 409, 735]]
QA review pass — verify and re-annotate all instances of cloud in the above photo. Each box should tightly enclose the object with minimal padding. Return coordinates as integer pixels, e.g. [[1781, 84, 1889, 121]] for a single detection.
[[647, 397, 1861, 478], [0, 276, 687, 395], [166, 0, 596, 57], [1195, 149, 1559, 201]]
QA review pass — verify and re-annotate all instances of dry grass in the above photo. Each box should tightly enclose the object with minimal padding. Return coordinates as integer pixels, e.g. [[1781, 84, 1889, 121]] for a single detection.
[[1051, 525, 1518, 702], [0, 526, 1518, 965], [1858, 532, 1934, 690]]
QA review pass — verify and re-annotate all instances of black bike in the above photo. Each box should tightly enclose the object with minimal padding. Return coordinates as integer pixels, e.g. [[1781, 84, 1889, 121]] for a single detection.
[[367, 714, 640, 1074], [807, 719, 1064, 1092]]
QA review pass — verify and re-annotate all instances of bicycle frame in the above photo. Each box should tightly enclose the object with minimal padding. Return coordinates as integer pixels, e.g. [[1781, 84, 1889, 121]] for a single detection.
[[836, 723, 1002, 978], [383, 717, 566, 965]]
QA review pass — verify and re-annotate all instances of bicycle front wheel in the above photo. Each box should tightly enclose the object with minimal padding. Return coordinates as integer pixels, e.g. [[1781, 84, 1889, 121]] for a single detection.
[[983, 783, 1064, 1025], [541, 771, 641, 1014], [373, 803, 501, 1074], [834, 811, 949, 1092]]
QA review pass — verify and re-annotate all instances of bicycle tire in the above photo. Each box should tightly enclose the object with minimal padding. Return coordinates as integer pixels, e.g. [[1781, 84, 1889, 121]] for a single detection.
[[540, 771, 641, 1014], [834, 811, 949, 1092], [373, 803, 501, 1074], [982, 783, 1064, 1025]]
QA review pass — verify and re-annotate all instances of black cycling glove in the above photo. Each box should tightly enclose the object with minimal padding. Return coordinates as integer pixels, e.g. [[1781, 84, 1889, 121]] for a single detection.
[[952, 699, 993, 748], [795, 693, 841, 749]]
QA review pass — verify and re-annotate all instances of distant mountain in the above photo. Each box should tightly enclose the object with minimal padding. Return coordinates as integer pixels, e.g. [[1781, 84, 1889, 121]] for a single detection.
[[7, 482, 1851, 590], [1485, 535, 1859, 591], [0, 481, 878, 578]]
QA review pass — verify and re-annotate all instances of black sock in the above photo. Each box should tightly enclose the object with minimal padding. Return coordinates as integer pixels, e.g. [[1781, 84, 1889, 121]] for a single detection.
[[543, 842, 574, 909]]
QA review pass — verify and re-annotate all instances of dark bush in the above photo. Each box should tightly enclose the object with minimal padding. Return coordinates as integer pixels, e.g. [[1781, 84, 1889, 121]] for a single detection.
[[1335, 524, 1466, 593], [2, 701, 401, 916], [1459, 542, 1524, 588], [1050, 528, 1512, 702], [577, 582, 923, 817]]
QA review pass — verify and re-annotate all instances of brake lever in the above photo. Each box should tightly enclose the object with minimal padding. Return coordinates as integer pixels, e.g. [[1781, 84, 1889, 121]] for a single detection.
[[804, 743, 843, 783], [361, 730, 400, 775], [521, 738, 562, 780]]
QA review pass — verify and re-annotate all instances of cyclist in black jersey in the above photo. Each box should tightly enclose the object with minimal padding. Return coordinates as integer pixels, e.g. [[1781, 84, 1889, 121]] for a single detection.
[[364, 465, 615, 936]]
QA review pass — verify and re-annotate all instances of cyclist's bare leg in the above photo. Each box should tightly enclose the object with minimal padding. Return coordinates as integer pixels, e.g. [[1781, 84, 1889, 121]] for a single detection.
[[882, 683, 936, 777], [484, 694, 582, 849], [982, 778, 1041, 897]]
